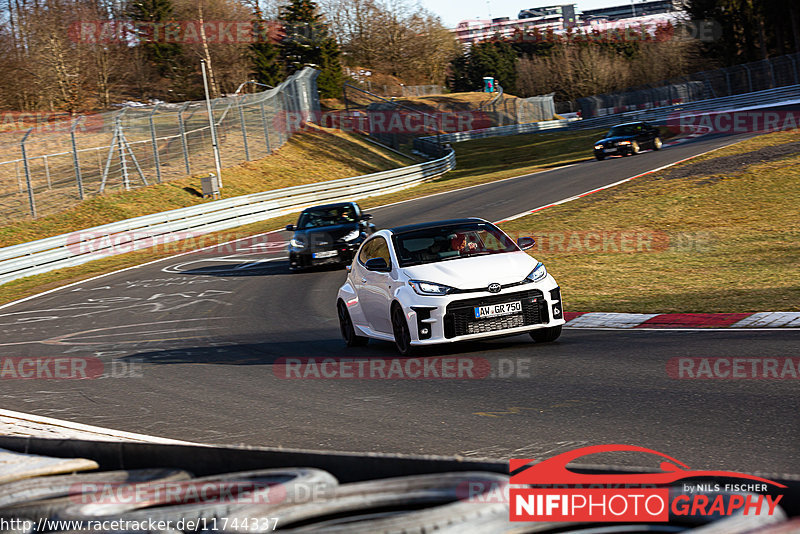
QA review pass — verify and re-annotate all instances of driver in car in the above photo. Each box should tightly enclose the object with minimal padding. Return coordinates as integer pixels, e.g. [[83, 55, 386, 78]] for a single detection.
[[451, 232, 478, 254]]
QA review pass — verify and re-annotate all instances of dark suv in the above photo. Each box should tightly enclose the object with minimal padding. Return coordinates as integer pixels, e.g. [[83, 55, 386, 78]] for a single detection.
[[593, 122, 663, 160], [286, 202, 375, 271]]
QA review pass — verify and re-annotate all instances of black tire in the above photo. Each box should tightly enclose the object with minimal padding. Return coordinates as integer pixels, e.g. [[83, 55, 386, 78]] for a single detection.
[[630, 141, 640, 154], [223, 472, 510, 533], [652, 136, 662, 150], [391, 304, 414, 356], [58, 468, 338, 523], [594, 154, 605, 161], [530, 325, 562, 343], [338, 300, 368, 347]]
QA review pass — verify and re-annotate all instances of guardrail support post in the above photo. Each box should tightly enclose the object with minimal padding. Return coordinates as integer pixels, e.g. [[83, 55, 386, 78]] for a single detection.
[[178, 102, 191, 175], [148, 104, 162, 183], [20, 128, 36, 218], [70, 119, 85, 199]]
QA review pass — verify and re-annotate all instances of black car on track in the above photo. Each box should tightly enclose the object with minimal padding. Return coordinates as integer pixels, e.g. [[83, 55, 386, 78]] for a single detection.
[[286, 201, 375, 271], [593, 122, 663, 160]]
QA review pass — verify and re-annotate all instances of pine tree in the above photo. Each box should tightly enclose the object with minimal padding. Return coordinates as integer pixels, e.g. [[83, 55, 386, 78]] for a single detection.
[[251, 8, 283, 86], [127, 0, 182, 78], [279, 0, 343, 98]]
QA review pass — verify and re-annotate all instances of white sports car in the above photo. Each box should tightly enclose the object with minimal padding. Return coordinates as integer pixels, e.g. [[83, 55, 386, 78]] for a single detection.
[[336, 218, 565, 355]]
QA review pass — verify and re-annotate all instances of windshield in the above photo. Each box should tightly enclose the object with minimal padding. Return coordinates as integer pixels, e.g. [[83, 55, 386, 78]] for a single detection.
[[393, 222, 518, 267], [297, 205, 357, 229], [607, 124, 642, 137]]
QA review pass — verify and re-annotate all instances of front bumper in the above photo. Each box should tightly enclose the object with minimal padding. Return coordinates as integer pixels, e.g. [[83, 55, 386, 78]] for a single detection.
[[289, 244, 358, 269], [398, 276, 565, 345]]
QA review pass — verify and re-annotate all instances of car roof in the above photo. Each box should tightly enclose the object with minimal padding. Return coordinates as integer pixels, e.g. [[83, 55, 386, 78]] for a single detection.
[[389, 218, 487, 235], [612, 122, 648, 127], [300, 202, 357, 212]]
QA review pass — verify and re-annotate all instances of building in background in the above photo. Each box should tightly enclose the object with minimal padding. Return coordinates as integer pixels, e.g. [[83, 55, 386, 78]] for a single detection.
[[453, 0, 686, 46]]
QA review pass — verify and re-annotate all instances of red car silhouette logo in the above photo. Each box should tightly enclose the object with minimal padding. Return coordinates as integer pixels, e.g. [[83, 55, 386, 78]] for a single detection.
[[510, 444, 786, 488]]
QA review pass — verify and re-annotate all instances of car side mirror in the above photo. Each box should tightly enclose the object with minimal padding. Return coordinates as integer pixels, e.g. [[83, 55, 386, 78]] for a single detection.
[[361, 213, 373, 221], [517, 237, 536, 250], [365, 257, 391, 272], [285, 224, 296, 231]]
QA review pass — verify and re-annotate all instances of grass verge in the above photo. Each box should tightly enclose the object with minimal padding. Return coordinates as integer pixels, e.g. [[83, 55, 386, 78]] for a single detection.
[[499, 129, 800, 312]]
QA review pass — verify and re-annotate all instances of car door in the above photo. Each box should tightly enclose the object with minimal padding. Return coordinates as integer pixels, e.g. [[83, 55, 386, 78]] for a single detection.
[[358, 236, 394, 334]]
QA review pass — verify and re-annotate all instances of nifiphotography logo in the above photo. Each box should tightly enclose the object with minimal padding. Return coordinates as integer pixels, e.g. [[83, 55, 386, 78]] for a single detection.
[[509, 444, 785, 523]]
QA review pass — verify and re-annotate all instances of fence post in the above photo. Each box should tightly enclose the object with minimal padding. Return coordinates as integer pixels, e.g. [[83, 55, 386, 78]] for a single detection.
[[43, 155, 51, 189], [20, 128, 37, 218], [788, 55, 799, 85], [178, 102, 191, 174], [148, 104, 162, 183], [743, 64, 753, 93], [260, 101, 271, 154], [238, 94, 251, 161], [115, 112, 130, 191], [70, 119, 85, 199]]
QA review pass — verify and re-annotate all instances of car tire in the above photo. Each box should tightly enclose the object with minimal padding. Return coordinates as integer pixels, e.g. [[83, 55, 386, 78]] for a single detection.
[[391, 304, 415, 356], [530, 325, 562, 343], [338, 300, 368, 347], [594, 154, 605, 161], [630, 141, 641, 154], [653, 136, 662, 150]]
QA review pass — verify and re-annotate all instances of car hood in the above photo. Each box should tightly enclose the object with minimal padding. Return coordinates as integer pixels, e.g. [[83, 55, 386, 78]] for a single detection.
[[596, 135, 636, 144], [295, 223, 358, 241], [401, 252, 538, 290]]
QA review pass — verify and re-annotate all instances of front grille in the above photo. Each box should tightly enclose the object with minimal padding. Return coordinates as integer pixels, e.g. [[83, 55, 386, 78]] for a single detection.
[[444, 289, 545, 339]]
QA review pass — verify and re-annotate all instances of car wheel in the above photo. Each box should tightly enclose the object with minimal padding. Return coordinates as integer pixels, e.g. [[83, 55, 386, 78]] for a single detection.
[[391, 304, 415, 356], [530, 325, 562, 343], [595, 154, 605, 161], [338, 300, 368, 347], [630, 141, 640, 154], [653, 137, 662, 150]]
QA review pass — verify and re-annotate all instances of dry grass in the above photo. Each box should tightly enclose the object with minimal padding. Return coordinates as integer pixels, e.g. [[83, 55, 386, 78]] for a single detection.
[[500, 129, 800, 312], [0, 125, 414, 247]]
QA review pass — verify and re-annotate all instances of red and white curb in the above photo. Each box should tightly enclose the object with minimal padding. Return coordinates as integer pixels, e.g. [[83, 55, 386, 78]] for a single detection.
[[564, 311, 800, 329]]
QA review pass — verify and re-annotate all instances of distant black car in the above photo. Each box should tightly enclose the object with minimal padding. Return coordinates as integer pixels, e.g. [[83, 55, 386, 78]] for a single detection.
[[593, 122, 663, 160], [286, 202, 375, 271]]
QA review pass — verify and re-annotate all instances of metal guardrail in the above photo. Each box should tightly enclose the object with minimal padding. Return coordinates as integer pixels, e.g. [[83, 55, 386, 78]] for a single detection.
[[418, 84, 800, 145], [0, 150, 455, 286]]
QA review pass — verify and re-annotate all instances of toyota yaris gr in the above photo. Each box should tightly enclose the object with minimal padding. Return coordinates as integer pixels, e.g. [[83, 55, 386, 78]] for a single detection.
[[336, 218, 565, 355]]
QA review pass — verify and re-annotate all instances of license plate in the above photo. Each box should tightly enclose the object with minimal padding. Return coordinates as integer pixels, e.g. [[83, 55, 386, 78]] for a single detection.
[[313, 250, 338, 259], [474, 301, 522, 319], [604, 148, 617, 153]]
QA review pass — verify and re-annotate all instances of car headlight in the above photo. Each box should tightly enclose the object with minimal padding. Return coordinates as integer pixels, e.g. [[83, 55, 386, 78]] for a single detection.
[[408, 280, 454, 296], [617, 140, 631, 145], [594, 144, 604, 150], [525, 262, 548, 283], [342, 229, 360, 242], [290, 238, 305, 249]]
